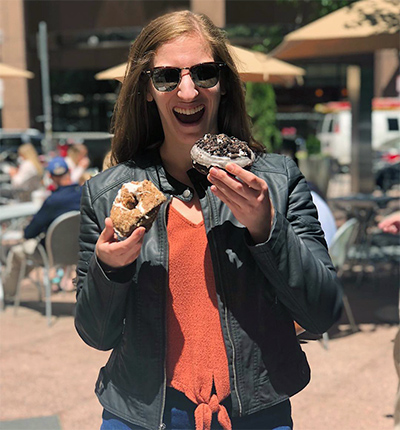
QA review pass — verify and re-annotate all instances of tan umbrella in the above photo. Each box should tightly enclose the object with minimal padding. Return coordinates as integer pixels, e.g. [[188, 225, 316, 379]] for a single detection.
[[0, 62, 34, 79], [94, 45, 305, 84], [95, 62, 127, 82], [227, 45, 305, 84], [272, 0, 400, 60]]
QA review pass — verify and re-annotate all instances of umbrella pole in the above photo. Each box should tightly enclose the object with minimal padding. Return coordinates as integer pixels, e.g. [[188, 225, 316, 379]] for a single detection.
[[347, 64, 375, 194], [38, 21, 53, 154]]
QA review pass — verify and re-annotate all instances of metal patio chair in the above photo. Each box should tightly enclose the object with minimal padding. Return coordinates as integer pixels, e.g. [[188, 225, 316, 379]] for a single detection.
[[328, 217, 360, 334], [13, 211, 81, 326], [310, 218, 361, 349]]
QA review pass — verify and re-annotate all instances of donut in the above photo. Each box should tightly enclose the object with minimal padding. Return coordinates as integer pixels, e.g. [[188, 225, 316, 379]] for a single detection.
[[190, 133, 255, 175], [110, 180, 166, 238]]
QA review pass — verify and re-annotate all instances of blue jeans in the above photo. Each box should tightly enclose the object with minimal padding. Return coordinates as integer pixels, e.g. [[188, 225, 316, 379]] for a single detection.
[[101, 388, 293, 430], [101, 415, 291, 430]]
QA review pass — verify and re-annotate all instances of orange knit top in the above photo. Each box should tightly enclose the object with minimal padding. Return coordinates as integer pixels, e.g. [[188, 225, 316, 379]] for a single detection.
[[166, 204, 232, 430]]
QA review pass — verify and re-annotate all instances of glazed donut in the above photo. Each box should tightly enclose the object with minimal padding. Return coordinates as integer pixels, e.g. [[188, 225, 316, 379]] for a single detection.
[[190, 133, 255, 175], [110, 180, 166, 238]]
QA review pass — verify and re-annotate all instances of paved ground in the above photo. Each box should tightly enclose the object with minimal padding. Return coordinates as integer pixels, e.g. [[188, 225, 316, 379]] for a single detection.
[[1, 173, 399, 429], [0, 264, 398, 430]]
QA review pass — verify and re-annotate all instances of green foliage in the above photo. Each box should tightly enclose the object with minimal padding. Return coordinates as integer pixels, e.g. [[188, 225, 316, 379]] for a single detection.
[[229, 0, 358, 153], [226, 0, 357, 52], [305, 134, 321, 155], [276, 0, 357, 24], [245, 82, 282, 153], [226, 25, 283, 53], [310, 0, 358, 19]]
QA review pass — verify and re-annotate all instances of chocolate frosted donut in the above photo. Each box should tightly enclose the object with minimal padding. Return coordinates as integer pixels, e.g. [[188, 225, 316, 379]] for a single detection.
[[110, 180, 166, 238], [190, 133, 255, 175]]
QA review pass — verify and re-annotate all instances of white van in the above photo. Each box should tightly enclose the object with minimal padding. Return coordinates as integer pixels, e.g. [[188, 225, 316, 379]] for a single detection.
[[316, 98, 400, 166]]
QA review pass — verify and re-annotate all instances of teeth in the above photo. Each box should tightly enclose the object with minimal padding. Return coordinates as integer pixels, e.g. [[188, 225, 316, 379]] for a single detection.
[[174, 105, 204, 115]]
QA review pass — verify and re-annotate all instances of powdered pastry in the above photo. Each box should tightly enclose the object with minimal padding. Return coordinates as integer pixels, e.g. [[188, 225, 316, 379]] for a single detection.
[[190, 133, 255, 175], [110, 180, 166, 237]]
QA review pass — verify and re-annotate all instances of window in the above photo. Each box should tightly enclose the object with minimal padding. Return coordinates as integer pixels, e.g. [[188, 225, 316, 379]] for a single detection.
[[387, 118, 399, 131], [328, 118, 334, 133]]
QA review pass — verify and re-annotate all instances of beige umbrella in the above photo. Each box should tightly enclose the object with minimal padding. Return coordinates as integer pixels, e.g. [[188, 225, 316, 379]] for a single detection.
[[94, 45, 305, 84], [272, 0, 400, 60], [95, 62, 127, 82], [227, 45, 305, 84], [0, 62, 34, 79]]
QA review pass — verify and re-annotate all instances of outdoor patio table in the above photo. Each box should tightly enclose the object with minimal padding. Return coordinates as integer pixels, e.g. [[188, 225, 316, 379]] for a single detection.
[[0, 201, 41, 223], [329, 193, 399, 235], [329, 193, 400, 284]]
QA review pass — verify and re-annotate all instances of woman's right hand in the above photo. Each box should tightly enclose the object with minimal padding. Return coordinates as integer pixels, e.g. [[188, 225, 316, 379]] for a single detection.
[[95, 217, 145, 268]]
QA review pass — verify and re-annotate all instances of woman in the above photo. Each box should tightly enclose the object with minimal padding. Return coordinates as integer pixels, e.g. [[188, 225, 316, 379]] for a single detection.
[[75, 10, 343, 430], [9, 142, 43, 200]]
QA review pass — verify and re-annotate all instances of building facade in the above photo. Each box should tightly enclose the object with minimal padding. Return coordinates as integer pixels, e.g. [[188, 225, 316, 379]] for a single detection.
[[0, 0, 398, 135]]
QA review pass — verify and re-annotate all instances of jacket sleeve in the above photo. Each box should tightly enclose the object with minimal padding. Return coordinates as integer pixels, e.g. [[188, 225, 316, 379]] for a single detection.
[[24, 200, 53, 239], [247, 157, 343, 334], [74, 180, 134, 351]]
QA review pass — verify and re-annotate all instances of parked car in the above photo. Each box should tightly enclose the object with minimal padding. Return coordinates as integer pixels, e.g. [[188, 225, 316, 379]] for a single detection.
[[316, 98, 400, 166]]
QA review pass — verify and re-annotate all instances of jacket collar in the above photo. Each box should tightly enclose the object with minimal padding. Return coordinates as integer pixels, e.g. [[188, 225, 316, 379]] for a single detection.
[[134, 148, 210, 202]]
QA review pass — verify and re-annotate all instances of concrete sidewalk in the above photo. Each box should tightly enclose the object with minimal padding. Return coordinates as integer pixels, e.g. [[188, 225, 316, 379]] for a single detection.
[[0, 267, 398, 430]]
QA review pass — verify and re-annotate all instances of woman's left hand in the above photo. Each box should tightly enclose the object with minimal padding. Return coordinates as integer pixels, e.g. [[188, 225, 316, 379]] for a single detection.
[[208, 163, 275, 244]]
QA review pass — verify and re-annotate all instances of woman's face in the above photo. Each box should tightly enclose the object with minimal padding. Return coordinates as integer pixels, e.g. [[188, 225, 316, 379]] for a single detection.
[[147, 33, 222, 152]]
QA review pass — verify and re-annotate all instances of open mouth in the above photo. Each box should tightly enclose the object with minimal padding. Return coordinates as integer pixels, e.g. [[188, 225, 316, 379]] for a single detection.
[[173, 105, 205, 124]]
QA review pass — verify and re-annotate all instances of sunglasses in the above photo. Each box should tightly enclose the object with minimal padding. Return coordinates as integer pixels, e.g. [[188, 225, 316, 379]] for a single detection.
[[143, 62, 226, 92]]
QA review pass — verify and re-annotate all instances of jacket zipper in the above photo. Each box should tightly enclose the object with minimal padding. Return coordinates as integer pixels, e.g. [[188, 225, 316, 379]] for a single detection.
[[158, 197, 171, 430], [224, 306, 243, 416], [203, 186, 243, 417]]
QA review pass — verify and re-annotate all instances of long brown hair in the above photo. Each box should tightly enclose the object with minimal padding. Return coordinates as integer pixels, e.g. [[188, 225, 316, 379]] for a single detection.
[[111, 10, 263, 164]]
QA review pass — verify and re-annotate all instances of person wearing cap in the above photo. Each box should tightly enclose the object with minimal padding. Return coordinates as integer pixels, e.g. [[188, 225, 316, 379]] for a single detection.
[[2, 157, 82, 300]]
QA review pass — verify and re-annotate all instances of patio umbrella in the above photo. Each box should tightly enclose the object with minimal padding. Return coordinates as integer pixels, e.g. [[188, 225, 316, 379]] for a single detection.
[[271, 0, 400, 60], [0, 62, 34, 79], [227, 45, 305, 84], [95, 62, 127, 82], [94, 45, 305, 84]]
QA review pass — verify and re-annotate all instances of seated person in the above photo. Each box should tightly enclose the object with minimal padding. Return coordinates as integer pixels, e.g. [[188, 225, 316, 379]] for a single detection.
[[378, 211, 400, 429], [307, 181, 337, 248], [2, 157, 82, 299], [102, 149, 113, 171], [379, 211, 400, 235], [65, 143, 90, 184], [8, 143, 44, 201], [280, 141, 337, 247]]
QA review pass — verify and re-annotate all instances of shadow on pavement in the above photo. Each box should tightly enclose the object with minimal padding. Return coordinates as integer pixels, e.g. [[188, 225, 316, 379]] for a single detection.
[[18, 300, 76, 318], [5, 290, 76, 320], [329, 263, 399, 339]]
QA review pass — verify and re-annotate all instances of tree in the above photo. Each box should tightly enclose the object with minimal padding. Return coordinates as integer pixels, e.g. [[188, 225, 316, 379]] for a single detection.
[[226, 0, 358, 53], [245, 82, 282, 152], [228, 0, 359, 153]]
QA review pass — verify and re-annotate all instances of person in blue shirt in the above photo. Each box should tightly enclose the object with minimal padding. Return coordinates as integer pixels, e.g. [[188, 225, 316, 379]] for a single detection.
[[2, 157, 82, 300], [280, 140, 337, 248], [24, 157, 82, 240]]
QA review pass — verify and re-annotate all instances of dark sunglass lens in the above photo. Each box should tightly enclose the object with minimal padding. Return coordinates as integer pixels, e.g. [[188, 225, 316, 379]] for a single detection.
[[152, 68, 180, 92], [192, 64, 219, 88]]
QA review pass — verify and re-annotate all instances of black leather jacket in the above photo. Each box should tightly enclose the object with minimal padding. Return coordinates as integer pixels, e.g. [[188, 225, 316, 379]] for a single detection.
[[75, 150, 343, 430]]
